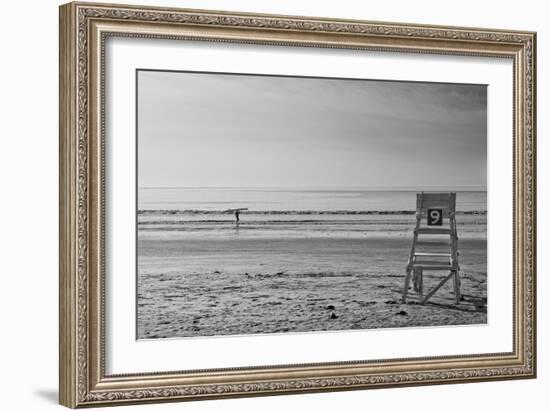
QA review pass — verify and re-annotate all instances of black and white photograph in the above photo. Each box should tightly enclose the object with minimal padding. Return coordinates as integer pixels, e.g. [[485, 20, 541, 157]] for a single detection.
[[136, 70, 488, 339]]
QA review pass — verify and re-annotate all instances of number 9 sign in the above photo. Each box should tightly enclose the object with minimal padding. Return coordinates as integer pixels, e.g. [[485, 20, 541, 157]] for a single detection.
[[427, 208, 443, 226]]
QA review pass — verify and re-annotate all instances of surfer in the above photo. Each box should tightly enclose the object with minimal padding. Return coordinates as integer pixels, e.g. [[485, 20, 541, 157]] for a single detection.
[[226, 208, 247, 224]]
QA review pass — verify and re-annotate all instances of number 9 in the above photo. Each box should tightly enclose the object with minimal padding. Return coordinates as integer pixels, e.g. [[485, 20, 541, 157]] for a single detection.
[[430, 210, 441, 224]]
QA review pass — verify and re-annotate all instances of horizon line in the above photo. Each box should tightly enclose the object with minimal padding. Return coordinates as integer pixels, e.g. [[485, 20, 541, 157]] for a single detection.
[[138, 185, 488, 191]]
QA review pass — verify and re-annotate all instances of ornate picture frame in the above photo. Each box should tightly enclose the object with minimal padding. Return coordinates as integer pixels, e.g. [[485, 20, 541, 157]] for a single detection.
[[59, 1, 536, 408]]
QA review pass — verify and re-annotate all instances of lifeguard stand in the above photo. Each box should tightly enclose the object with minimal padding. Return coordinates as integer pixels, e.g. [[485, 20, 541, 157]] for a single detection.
[[402, 192, 461, 305]]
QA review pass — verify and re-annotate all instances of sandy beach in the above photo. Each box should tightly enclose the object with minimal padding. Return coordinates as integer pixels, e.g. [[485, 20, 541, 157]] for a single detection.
[[137, 209, 487, 339]]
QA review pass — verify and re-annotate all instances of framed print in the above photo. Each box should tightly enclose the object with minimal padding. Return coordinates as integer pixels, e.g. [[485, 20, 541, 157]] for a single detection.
[[59, 2, 537, 408]]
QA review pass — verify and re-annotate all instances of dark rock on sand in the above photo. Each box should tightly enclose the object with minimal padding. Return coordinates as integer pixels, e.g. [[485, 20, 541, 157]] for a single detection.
[[326, 305, 335, 310], [396, 310, 408, 316], [330, 312, 339, 319]]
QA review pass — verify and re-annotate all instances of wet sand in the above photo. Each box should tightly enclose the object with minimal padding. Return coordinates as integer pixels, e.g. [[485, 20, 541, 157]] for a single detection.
[[137, 235, 487, 339]]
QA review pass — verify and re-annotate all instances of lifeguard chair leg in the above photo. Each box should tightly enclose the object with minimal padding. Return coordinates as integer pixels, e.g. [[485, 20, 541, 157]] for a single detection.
[[403, 213, 421, 303], [452, 270, 461, 305], [414, 267, 423, 299], [402, 268, 412, 303]]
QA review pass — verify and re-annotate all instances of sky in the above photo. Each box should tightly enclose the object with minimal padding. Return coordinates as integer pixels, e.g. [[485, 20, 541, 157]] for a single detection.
[[137, 70, 487, 190]]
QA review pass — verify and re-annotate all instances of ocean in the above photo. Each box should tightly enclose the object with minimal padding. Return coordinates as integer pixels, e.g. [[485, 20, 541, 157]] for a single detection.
[[137, 188, 487, 240], [138, 187, 487, 212]]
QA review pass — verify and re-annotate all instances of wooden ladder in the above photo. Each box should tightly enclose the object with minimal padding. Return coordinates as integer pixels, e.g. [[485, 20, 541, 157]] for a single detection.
[[402, 192, 461, 305]]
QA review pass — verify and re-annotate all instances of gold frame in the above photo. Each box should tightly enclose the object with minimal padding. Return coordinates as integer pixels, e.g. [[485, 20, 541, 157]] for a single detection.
[[59, 2, 537, 408]]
